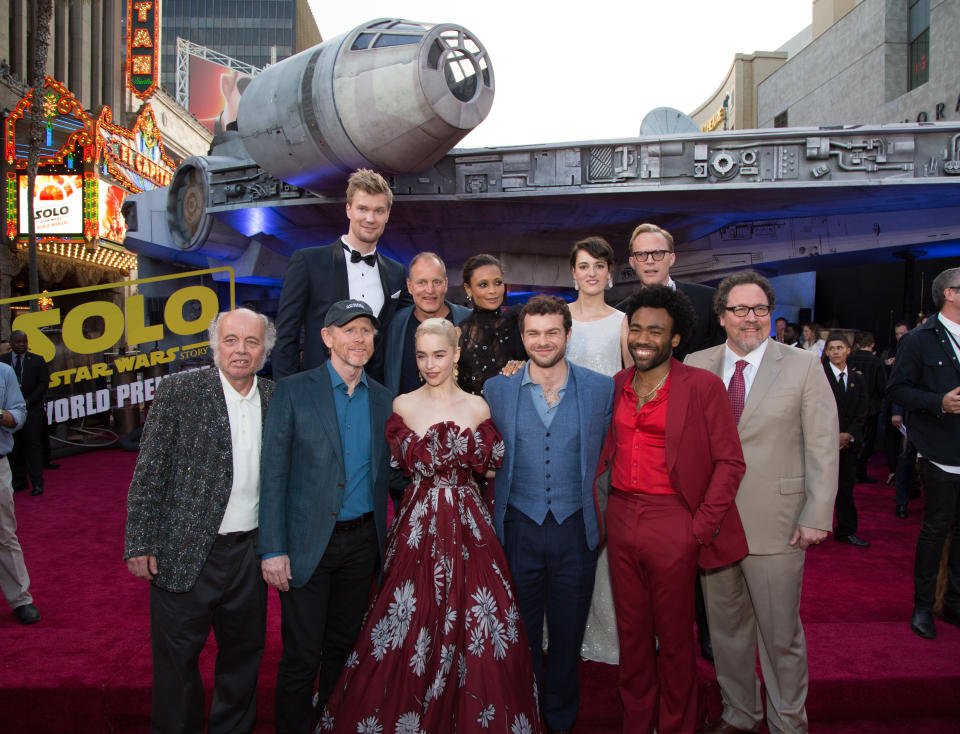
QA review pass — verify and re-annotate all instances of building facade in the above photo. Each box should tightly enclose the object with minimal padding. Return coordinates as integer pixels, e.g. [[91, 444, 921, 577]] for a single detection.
[[756, 0, 959, 128], [159, 0, 322, 97]]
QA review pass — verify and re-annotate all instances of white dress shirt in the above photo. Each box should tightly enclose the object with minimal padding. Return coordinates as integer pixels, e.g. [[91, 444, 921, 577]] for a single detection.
[[342, 236, 385, 317], [722, 338, 770, 399], [829, 362, 847, 385], [217, 370, 263, 533]]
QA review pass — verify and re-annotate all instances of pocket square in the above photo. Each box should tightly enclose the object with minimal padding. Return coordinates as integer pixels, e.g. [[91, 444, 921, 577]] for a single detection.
[[390, 290, 401, 300]]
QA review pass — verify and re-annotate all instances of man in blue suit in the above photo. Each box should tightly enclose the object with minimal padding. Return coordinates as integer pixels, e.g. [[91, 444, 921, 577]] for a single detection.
[[484, 295, 614, 734], [383, 252, 471, 396], [259, 300, 397, 734]]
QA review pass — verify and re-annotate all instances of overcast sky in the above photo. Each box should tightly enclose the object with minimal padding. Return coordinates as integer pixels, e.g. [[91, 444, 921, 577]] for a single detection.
[[308, 1, 814, 148]]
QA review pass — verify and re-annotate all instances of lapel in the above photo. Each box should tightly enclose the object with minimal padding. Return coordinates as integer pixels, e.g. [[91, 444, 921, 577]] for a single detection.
[[738, 340, 783, 428], [376, 253, 394, 319], [932, 319, 960, 379], [201, 368, 233, 461], [368, 380, 388, 473], [664, 359, 688, 476], [307, 366, 344, 467], [571, 364, 591, 481], [331, 241, 350, 302]]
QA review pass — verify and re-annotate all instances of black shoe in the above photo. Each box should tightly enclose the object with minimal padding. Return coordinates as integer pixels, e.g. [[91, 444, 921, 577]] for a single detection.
[[896, 505, 908, 518], [911, 606, 936, 639], [45, 462, 60, 469], [938, 605, 960, 629], [30, 487, 43, 496], [12, 603, 41, 625], [835, 534, 870, 548]]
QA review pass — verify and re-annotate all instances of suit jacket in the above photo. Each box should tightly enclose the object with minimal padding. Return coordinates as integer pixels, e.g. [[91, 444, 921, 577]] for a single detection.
[[887, 316, 960, 466], [823, 363, 868, 447], [1, 351, 48, 411], [847, 349, 886, 415], [594, 360, 748, 568], [272, 241, 408, 381], [123, 367, 276, 593], [484, 361, 614, 551], [383, 301, 472, 395], [258, 365, 395, 588], [616, 280, 722, 360], [685, 340, 839, 555]]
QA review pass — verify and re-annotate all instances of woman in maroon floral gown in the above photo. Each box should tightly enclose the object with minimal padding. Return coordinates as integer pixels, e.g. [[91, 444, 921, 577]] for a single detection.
[[320, 319, 542, 734]]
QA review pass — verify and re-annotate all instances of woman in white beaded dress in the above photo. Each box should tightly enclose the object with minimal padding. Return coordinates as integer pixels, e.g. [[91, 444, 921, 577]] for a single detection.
[[565, 236, 628, 665]]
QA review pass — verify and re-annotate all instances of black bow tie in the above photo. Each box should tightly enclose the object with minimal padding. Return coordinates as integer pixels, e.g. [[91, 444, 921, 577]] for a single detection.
[[344, 243, 376, 267]]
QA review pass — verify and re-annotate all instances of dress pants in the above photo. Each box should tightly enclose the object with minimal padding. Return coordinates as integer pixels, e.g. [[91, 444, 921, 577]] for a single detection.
[[895, 441, 918, 508], [703, 551, 809, 734], [855, 413, 879, 480], [914, 461, 960, 610], [150, 530, 267, 734], [833, 449, 858, 538], [502, 506, 596, 731], [0, 457, 32, 609], [275, 518, 379, 734], [10, 409, 44, 491], [607, 490, 698, 734]]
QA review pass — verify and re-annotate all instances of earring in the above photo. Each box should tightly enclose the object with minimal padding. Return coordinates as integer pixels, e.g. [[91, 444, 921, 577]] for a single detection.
[[606, 275, 613, 290], [574, 282, 579, 291]]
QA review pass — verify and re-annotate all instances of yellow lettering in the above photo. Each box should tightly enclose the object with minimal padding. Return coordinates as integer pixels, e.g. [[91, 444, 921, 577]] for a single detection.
[[48, 369, 73, 388], [157, 346, 179, 363], [134, 353, 151, 369], [75, 365, 92, 382], [125, 294, 164, 347], [164, 286, 219, 336], [11, 309, 60, 363], [113, 355, 137, 373], [62, 301, 124, 354], [92, 362, 113, 378]]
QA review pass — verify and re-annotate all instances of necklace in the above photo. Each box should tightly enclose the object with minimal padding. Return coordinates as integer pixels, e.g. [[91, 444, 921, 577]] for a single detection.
[[633, 369, 669, 410]]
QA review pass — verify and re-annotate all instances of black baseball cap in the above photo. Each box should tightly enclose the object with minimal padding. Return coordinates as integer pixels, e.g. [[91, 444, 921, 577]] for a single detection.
[[324, 299, 380, 329]]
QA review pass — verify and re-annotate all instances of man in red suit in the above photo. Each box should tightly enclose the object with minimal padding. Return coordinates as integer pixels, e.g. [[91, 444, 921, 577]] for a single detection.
[[595, 285, 748, 734]]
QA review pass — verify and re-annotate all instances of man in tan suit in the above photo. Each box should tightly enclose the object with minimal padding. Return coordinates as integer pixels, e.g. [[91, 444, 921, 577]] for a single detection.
[[686, 271, 838, 734]]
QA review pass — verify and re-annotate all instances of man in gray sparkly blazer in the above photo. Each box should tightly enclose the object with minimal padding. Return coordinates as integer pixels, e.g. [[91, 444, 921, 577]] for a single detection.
[[124, 308, 276, 734]]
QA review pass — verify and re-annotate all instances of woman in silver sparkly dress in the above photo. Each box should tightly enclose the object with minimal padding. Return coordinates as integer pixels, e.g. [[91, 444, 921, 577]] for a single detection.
[[565, 236, 627, 665]]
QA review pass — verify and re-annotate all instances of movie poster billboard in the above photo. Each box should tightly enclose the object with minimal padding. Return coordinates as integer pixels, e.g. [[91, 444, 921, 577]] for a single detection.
[[18, 175, 85, 236], [188, 55, 253, 135], [99, 183, 128, 243], [0, 268, 236, 433]]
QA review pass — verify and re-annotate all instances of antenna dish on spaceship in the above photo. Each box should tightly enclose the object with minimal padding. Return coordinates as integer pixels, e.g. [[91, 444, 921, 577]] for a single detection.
[[640, 107, 701, 136]]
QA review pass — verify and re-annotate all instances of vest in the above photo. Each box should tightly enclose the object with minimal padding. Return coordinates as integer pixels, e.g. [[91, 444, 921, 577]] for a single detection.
[[509, 375, 582, 525]]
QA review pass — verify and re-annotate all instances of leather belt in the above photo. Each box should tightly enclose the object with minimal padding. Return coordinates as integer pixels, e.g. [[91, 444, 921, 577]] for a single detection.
[[334, 511, 374, 532]]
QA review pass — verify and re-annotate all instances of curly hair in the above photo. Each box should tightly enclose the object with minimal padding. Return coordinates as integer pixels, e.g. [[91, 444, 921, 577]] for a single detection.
[[622, 284, 696, 350], [712, 270, 776, 317]]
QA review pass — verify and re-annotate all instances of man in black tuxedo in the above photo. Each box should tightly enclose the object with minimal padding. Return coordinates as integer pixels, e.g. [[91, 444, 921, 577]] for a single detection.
[[272, 169, 407, 383], [617, 223, 722, 361], [616, 222, 723, 661], [1, 331, 48, 496], [847, 331, 886, 483], [823, 332, 870, 548]]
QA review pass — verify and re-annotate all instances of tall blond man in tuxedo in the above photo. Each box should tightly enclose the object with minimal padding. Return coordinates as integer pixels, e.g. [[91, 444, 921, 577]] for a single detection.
[[686, 271, 838, 734]]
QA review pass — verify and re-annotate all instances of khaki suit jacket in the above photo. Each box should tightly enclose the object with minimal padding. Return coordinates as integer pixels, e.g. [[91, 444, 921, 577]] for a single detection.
[[685, 340, 839, 555]]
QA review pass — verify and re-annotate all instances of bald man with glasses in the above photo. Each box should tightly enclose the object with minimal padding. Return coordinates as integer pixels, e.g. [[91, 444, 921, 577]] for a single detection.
[[618, 223, 722, 361]]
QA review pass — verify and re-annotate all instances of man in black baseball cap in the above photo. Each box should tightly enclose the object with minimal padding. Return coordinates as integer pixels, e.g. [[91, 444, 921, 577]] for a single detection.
[[260, 298, 398, 731]]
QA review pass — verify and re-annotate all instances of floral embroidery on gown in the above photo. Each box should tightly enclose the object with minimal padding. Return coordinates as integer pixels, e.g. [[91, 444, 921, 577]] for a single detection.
[[320, 415, 543, 734]]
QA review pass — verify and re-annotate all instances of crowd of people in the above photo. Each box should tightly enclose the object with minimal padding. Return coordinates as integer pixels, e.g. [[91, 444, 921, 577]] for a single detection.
[[111, 167, 960, 734]]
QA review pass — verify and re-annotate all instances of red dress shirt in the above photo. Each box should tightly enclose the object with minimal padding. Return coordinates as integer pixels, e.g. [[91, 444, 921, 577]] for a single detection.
[[611, 373, 675, 494]]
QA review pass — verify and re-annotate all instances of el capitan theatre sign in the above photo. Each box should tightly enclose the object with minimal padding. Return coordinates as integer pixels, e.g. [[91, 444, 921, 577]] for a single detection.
[[96, 105, 175, 192]]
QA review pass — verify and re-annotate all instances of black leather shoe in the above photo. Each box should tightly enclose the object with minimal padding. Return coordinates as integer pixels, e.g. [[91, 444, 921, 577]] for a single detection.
[[12, 603, 41, 625], [938, 605, 960, 629], [835, 534, 870, 548], [911, 606, 936, 639], [31, 487, 43, 496], [896, 505, 908, 518]]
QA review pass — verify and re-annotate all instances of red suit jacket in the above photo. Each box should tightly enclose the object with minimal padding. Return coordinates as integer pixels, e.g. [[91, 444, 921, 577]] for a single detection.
[[594, 359, 749, 569]]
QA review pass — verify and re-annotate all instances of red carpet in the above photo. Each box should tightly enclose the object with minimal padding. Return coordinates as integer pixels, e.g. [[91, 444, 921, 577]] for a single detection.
[[2, 451, 959, 733]]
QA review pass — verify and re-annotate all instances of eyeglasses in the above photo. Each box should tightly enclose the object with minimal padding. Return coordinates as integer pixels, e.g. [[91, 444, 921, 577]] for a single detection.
[[629, 249, 671, 262], [724, 305, 772, 317]]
